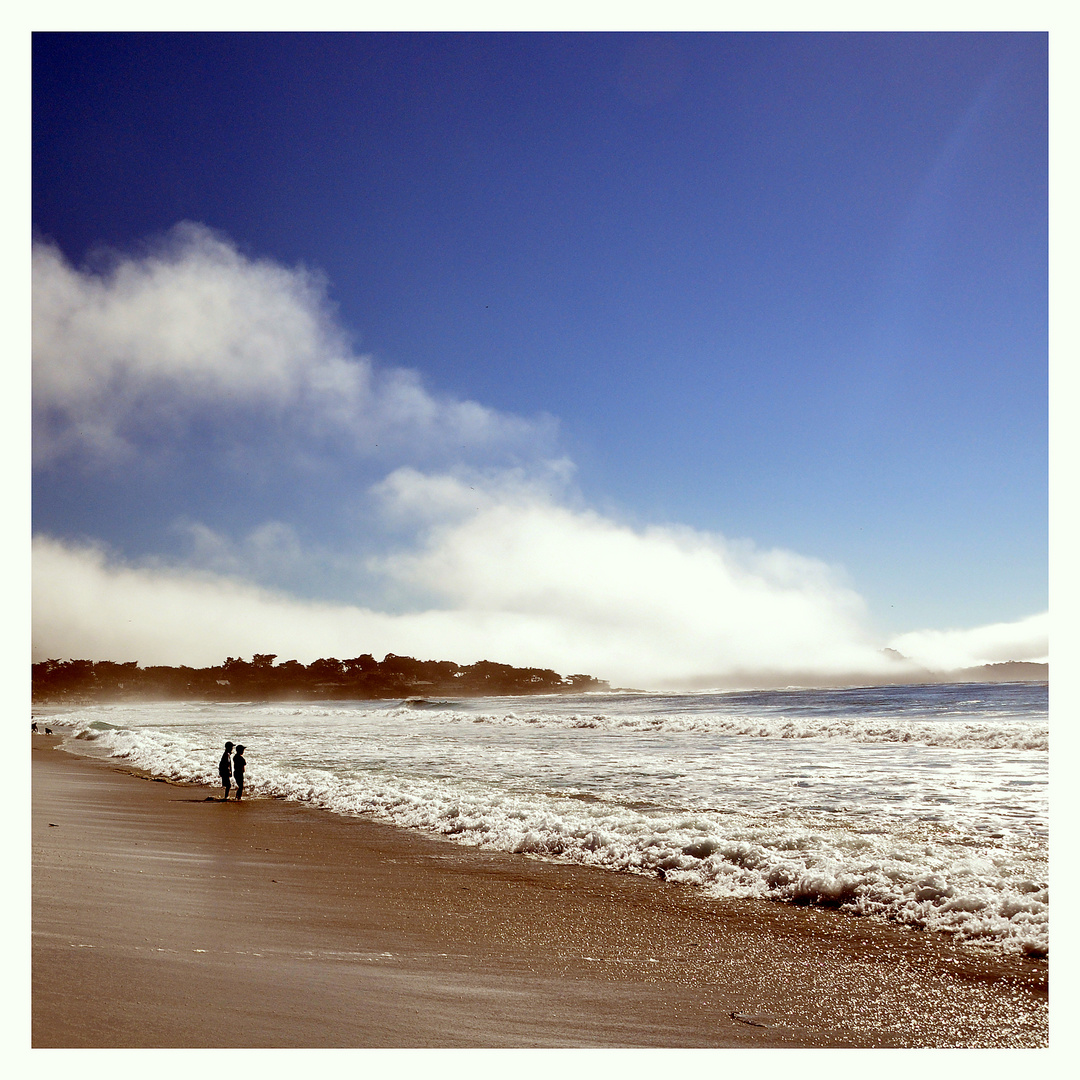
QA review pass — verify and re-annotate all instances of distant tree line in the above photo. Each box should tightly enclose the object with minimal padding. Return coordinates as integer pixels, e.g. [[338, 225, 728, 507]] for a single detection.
[[31, 654, 610, 702]]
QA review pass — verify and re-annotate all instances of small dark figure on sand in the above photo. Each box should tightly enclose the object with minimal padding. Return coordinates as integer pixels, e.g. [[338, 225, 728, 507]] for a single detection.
[[233, 746, 246, 800], [31, 722, 38, 733], [45, 727, 53, 735], [218, 742, 234, 800]]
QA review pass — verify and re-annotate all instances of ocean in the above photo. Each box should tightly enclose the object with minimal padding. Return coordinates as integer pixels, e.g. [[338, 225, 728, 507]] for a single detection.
[[40, 681, 1048, 959]]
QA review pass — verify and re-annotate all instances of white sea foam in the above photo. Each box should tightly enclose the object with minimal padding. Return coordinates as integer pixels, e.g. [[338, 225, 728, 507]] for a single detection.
[[45, 683, 1048, 959], [440, 710, 1049, 750]]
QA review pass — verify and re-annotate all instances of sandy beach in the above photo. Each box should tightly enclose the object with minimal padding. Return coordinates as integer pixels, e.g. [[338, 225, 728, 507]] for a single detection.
[[31, 737, 1047, 1048]]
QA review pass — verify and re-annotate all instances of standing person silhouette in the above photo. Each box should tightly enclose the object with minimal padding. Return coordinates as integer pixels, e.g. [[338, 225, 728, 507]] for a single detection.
[[218, 742, 234, 801], [233, 745, 246, 800]]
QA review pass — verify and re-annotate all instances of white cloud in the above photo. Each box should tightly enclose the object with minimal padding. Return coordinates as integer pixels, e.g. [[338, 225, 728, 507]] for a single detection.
[[32, 222, 553, 467], [169, 518, 307, 580], [371, 460, 578, 524], [888, 613, 1048, 671], [368, 469, 907, 685]]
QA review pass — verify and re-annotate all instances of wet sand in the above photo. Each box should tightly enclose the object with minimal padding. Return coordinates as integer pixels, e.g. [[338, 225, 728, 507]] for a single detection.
[[31, 737, 1047, 1048]]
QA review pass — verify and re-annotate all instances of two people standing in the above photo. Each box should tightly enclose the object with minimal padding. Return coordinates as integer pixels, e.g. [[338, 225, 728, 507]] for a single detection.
[[217, 741, 247, 801]]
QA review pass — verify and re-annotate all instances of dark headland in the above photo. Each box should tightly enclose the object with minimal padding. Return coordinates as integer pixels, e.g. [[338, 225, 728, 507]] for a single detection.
[[32, 653, 610, 704]]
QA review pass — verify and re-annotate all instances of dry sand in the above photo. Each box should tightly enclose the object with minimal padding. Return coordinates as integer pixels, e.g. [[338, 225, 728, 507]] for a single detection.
[[31, 737, 1047, 1048]]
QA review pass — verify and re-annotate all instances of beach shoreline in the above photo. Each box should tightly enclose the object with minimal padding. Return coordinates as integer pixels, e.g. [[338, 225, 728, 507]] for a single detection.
[[31, 737, 1047, 1049]]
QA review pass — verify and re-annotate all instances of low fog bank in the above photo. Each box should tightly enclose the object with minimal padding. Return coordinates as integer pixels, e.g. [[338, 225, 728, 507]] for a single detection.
[[33, 534, 1047, 692], [650, 660, 1048, 693]]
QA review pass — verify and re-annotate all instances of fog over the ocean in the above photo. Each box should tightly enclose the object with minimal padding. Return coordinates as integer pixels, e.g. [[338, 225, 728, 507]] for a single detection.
[[32, 226, 1046, 688]]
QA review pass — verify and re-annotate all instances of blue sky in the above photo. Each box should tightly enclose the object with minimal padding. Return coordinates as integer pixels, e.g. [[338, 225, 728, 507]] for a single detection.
[[31, 31, 1048, 686]]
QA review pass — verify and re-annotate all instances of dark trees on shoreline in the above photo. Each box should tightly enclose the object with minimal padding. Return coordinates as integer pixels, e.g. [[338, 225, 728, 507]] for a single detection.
[[31, 654, 610, 702]]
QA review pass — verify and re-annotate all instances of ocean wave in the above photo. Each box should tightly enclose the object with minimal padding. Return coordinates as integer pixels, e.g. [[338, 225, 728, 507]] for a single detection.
[[64, 721, 1048, 958], [453, 711, 1048, 750]]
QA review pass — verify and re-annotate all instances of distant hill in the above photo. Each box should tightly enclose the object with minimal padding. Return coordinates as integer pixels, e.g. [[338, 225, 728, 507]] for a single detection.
[[947, 661, 1048, 683]]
